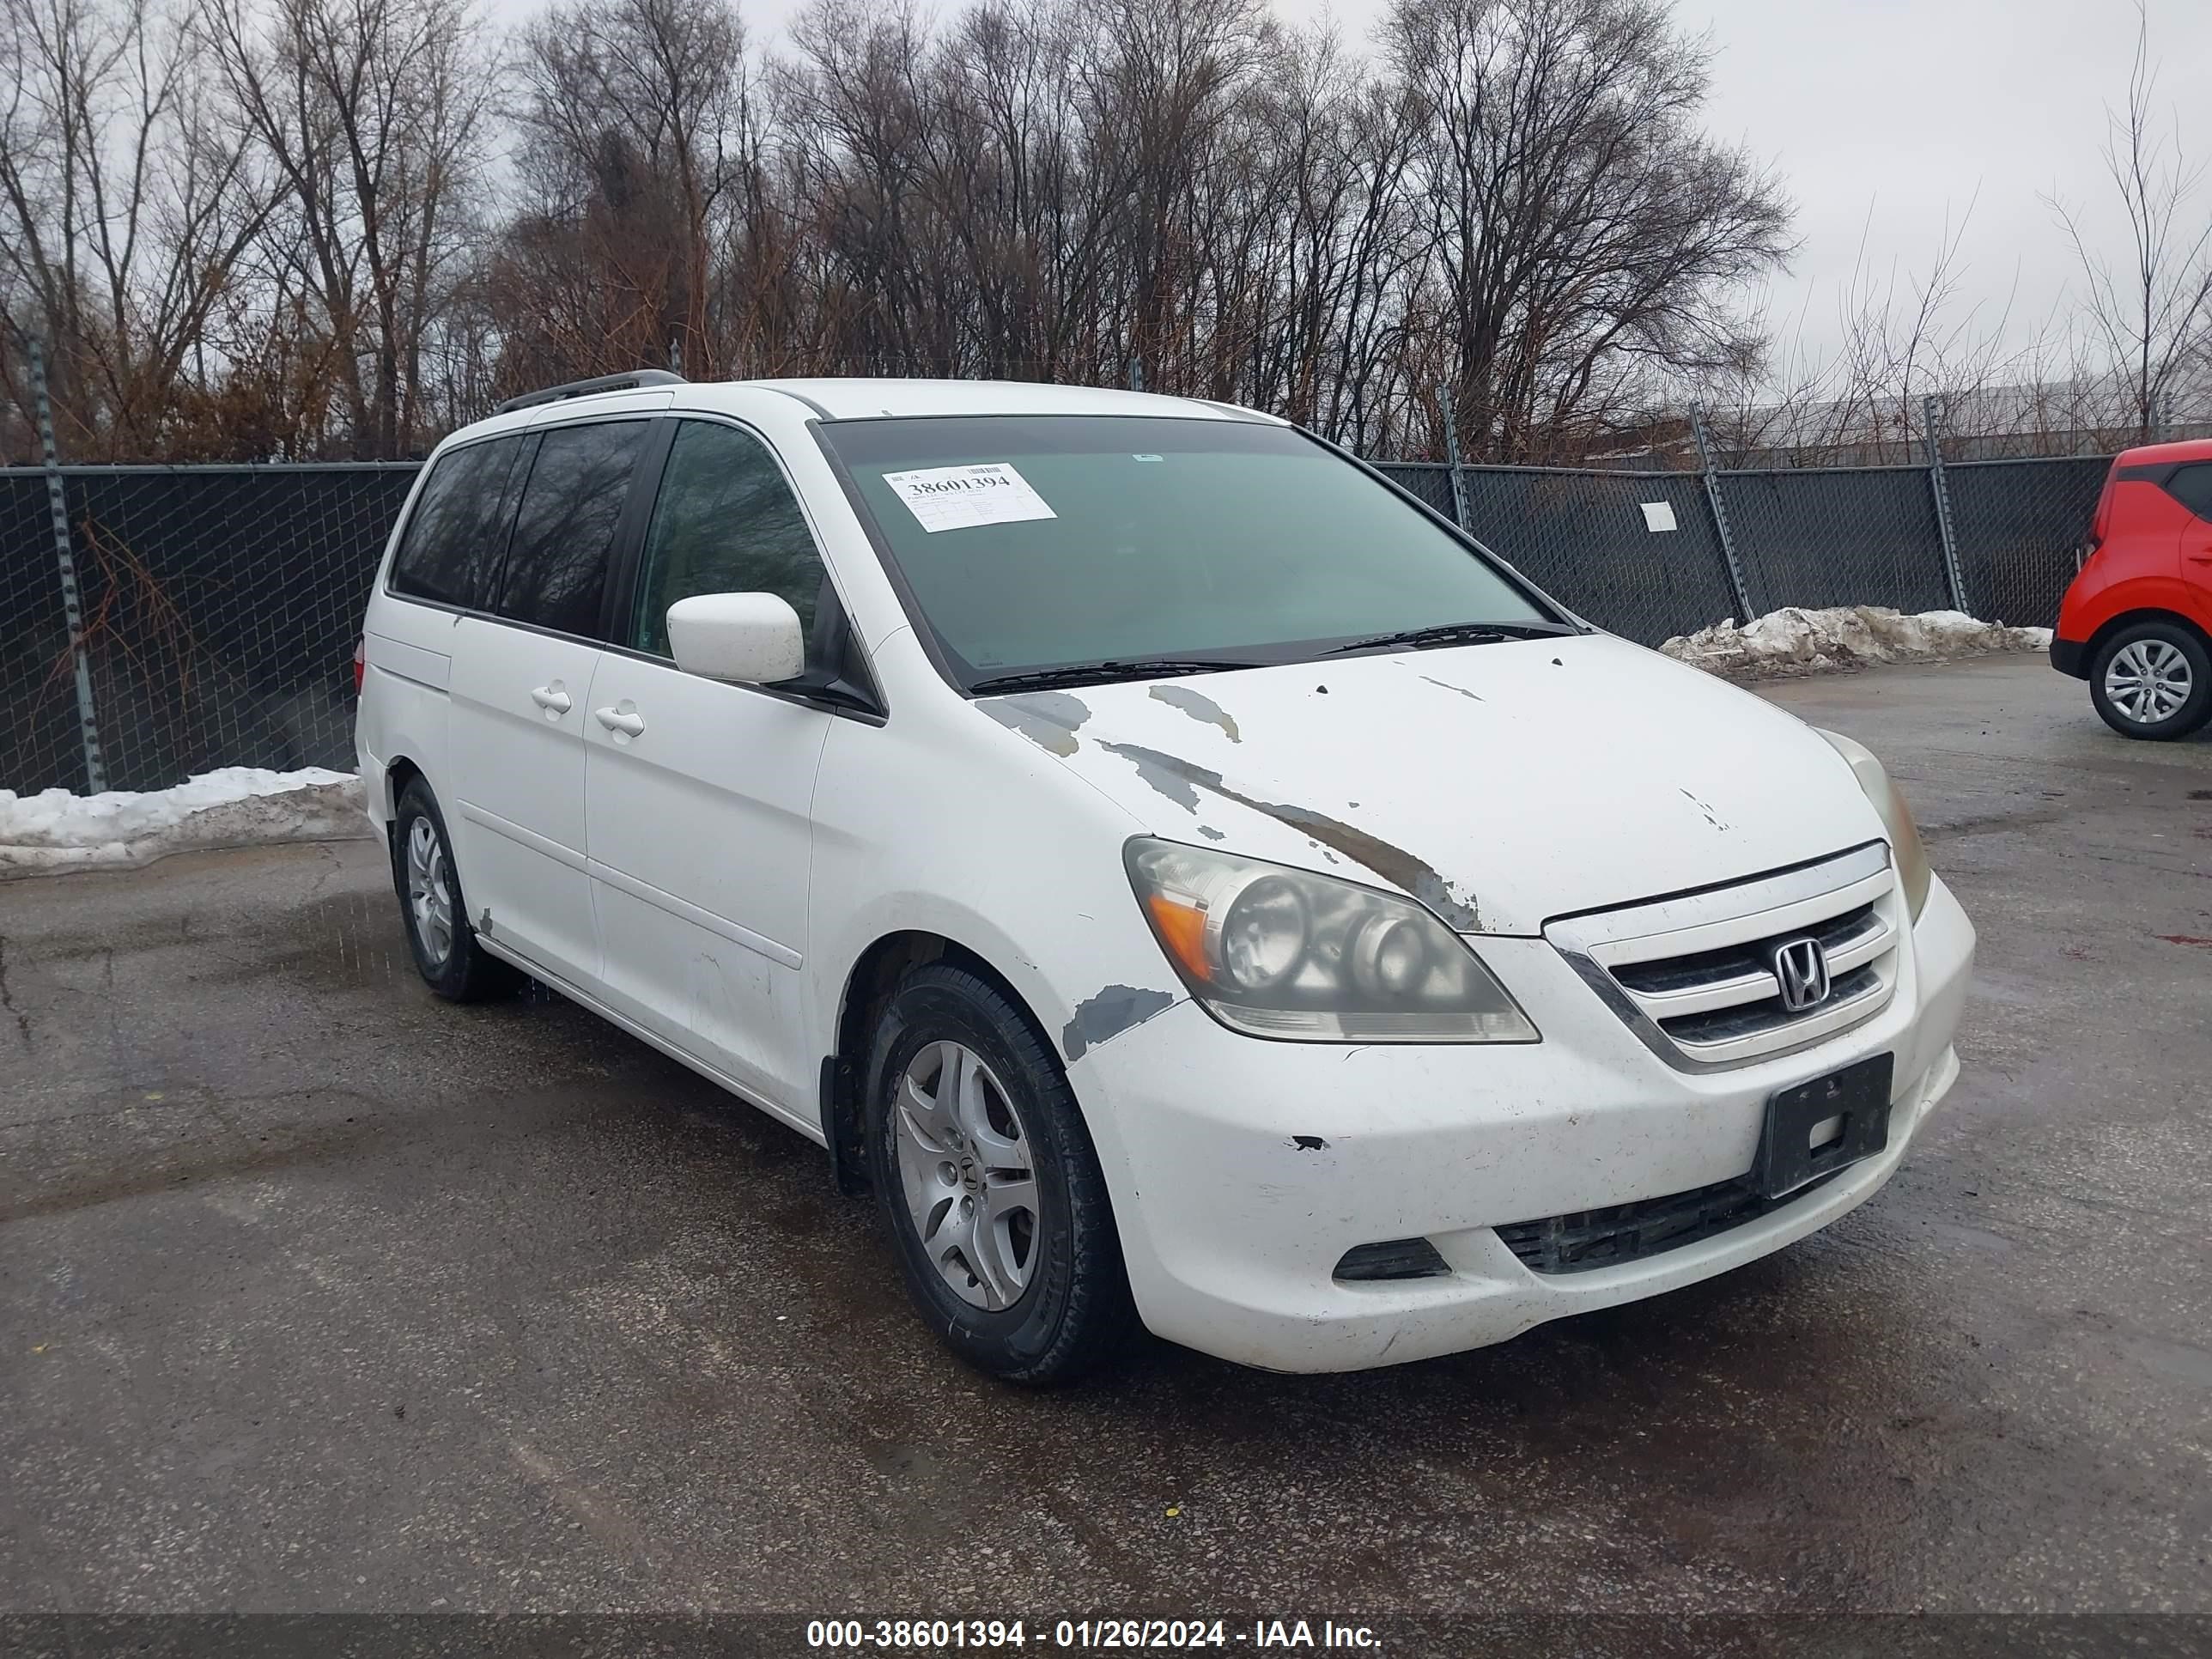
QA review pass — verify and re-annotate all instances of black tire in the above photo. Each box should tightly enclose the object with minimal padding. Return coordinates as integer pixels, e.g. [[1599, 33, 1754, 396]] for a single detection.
[[863, 963, 1137, 1386], [391, 778, 520, 1001], [2088, 619, 2212, 741]]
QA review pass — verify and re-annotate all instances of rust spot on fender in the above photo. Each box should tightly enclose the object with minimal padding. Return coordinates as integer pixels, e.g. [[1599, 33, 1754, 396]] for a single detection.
[[1148, 684, 1241, 741], [1096, 743, 1484, 931]]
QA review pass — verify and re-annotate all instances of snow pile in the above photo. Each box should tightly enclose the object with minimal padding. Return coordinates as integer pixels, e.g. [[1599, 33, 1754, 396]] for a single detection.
[[0, 767, 369, 876], [1662, 605, 2053, 681]]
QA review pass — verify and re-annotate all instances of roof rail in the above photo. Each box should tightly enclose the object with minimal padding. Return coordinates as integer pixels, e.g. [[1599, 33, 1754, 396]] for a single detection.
[[495, 368, 685, 416]]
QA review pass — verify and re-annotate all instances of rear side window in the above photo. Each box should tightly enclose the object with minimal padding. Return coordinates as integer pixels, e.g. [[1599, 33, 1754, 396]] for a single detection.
[[2166, 464, 2212, 520], [388, 436, 522, 608], [496, 420, 652, 638], [630, 420, 829, 659]]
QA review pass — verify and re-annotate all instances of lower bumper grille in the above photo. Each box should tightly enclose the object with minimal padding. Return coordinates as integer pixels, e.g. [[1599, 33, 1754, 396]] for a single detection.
[[1496, 1169, 1839, 1275]]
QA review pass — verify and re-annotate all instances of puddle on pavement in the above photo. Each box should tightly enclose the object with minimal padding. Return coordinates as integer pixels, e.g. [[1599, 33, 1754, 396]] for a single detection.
[[208, 889, 567, 1001], [206, 890, 415, 990]]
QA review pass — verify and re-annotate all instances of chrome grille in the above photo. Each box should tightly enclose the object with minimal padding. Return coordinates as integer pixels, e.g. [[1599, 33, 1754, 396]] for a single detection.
[[1547, 843, 1901, 1071]]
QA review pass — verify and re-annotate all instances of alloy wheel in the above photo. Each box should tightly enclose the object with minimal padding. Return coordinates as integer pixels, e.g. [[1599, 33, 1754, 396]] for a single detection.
[[892, 1039, 1041, 1310], [405, 816, 456, 966], [2103, 639, 2193, 725]]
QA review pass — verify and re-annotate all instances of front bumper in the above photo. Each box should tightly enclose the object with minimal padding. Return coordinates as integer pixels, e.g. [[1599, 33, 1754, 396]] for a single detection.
[[2050, 636, 2089, 678], [1073, 873, 1975, 1372]]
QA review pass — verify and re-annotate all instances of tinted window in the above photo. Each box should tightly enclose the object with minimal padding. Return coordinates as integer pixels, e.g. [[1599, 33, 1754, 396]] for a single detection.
[[816, 416, 1552, 684], [2166, 464, 2212, 520], [631, 421, 829, 659], [388, 437, 522, 608], [496, 420, 651, 637]]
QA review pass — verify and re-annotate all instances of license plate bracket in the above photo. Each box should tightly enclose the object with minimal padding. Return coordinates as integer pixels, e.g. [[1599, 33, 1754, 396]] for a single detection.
[[1754, 1053, 1894, 1200]]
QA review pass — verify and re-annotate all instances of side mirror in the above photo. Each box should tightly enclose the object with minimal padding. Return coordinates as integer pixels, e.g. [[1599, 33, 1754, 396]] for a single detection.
[[665, 592, 805, 684]]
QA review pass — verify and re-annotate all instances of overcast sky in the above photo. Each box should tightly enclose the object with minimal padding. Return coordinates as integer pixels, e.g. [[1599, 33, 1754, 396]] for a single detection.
[[507, 0, 2212, 380], [1674, 0, 2212, 374]]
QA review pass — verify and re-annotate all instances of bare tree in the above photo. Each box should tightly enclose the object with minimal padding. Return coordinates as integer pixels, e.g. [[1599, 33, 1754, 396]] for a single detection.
[[502, 0, 753, 383], [3, 0, 1808, 459], [2048, 3, 2212, 441], [1686, 197, 2131, 468], [0, 0, 269, 457], [209, 0, 494, 457], [1382, 0, 1790, 462]]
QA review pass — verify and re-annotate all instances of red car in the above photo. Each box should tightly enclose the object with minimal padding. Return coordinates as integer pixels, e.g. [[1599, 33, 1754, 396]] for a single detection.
[[2052, 438, 2212, 739]]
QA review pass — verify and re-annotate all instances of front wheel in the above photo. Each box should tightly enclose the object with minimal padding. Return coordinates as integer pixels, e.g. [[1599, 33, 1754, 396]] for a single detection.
[[864, 963, 1136, 1386], [2088, 621, 2212, 741]]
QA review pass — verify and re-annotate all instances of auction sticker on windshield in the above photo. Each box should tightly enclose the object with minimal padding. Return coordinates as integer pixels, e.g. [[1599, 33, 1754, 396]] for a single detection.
[[884, 463, 1057, 533]]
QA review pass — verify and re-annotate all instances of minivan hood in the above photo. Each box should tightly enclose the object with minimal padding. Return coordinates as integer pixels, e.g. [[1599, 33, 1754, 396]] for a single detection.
[[975, 634, 1882, 935]]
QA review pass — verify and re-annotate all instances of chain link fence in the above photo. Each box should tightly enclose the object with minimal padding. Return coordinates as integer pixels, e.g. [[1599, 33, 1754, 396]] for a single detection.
[[1376, 464, 1741, 647], [3, 439, 2116, 797], [0, 474, 76, 795], [1720, 466, 1953, 617], [2, 465, 419, 796], [1946, 454, 2111, 631], [1373, 449, 2100, 642]]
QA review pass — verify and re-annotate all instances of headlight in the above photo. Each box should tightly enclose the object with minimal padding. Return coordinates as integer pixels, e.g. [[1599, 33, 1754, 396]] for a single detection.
[[1815, 729, 1932, 921], [1123, 838, 1538, 1042]]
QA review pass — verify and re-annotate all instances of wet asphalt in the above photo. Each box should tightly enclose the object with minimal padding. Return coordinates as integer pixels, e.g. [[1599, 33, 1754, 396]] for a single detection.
[[0, 655, 2208, 1632]]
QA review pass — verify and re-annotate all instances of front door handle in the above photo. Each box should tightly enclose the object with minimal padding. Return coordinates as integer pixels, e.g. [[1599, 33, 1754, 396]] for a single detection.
[[531, 684, 573, 714], [595, 704, 646, 739]]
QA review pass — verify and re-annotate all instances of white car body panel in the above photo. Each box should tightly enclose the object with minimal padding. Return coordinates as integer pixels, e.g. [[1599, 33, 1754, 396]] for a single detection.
[[582, 647, 831, 1112], [355, 376, 1976, 1374], [446, 619, 603, 987]]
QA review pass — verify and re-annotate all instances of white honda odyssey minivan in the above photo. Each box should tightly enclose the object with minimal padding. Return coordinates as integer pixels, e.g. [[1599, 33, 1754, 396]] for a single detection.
[[355, 371, 1975, 1384]]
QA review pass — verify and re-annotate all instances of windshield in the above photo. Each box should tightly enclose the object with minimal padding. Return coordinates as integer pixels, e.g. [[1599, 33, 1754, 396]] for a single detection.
[[816, 415, 1559, 688]]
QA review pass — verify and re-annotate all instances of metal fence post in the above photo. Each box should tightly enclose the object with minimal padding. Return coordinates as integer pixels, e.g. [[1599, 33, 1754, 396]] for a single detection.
[[1922, 394, 1969, 614], [1690, 407, 1753, 624], [1438, 384, 1472, 529], [27, 337, 107, 793]]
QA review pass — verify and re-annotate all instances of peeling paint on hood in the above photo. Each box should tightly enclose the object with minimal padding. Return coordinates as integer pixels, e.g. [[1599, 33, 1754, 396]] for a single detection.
[[1680, 787, 1729, 831], [1097, 742, 1483, 930], [1097, 740, 1204, 811], [968, 635, 1885, 935], [979, 690, 1091, 757], [1148, 684, 1241, 741]]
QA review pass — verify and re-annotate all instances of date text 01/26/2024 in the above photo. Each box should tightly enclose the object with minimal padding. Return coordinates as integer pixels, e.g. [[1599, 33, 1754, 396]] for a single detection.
[[805, 1620, 1383, 1650]]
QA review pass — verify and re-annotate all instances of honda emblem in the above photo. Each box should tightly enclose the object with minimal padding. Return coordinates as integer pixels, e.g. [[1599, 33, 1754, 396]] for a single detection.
[[1771, 936, 1831, 1012]]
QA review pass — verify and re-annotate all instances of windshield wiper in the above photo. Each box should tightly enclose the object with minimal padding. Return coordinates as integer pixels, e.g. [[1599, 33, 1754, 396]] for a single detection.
[[969, 658, 1266, 695], [1322, 620, 1577, 656]]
